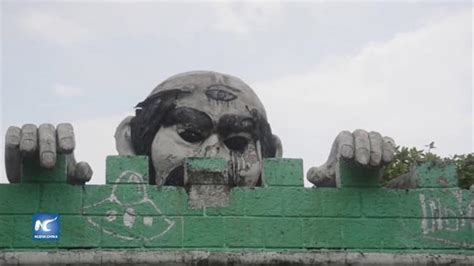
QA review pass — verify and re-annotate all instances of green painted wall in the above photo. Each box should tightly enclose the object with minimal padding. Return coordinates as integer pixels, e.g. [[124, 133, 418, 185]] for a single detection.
[[0, 156, 472, 254]]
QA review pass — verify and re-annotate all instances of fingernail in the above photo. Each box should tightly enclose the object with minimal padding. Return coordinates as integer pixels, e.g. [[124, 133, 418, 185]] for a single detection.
[[356, 148, 369, 165], [21, 140, 35, 152], [60, 137, 74, 148], [341, 145, 353, 159], [41, 152, 56, 168]]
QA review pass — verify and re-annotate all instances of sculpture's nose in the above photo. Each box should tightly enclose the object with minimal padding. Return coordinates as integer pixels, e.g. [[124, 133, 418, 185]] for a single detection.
[[201, 134, 227, 159]]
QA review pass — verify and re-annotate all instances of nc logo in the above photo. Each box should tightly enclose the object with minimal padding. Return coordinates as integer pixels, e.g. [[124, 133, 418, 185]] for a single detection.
[[32, 214, 60, 240], [34, 216, 57, 232]]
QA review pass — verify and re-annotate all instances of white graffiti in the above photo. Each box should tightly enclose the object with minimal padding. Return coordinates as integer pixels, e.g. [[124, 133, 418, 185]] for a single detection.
[[419, 190, 474, 248], [83, 170, 175, 241], [123, 208, 136, 229], [143, 217, 153, 227]]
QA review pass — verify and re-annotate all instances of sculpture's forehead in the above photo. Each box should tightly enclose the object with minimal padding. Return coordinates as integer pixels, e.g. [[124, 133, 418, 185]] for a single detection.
[[150, 71, 267, 120]]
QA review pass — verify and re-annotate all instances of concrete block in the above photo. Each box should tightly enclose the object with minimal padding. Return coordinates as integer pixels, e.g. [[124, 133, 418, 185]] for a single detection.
[[98, 215, 142, 248], [0, 216, 14, 248], [264, 218, 303, 248], [340, 218, 404, 249], [361, 189, 406, 218], [361, 188, 473, 219], [39, 184, 82, 214], [150, 186, 203, 216], [302, 218, 344, 248], [148, 186, 189, 216], [224, 217, 266, 248], [317, 188, 362, 217], [281, 187, 321, 217], [188, 185, 230, 209], [184, 157, 228, 185], [143, 217, 183, 248], [205, 187, 247, 216], [245, 187, 283, 216], [339, 160, 381, 188], [22, 155, 67, 183], [58, 215, 100, 248], [416, 162, 458, 188], [263, 158, 304, 187], [106, 156, 149, 184], [13, 215, 39, 248], [183, 217, 224, 247], [0, 184, 40, 214], [82, 185, 115, 215]]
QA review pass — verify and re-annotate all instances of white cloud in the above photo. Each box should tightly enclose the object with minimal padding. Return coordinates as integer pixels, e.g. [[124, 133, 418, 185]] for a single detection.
[[14, 4, 186, 46], [52, 84, 83, 98], [14, 2, 276, 46], [251, 8, 472, 185], [17, 8, 93, 45], [212, 2, 284, 35]]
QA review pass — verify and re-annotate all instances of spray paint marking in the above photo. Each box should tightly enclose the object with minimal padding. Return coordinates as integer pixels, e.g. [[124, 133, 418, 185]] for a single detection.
[[84, 170, 175, 241], [419, 190, 473, 248]]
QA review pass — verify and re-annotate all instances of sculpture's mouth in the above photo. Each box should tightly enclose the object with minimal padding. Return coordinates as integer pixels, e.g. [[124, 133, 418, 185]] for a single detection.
[[163, 165, 184, 186]]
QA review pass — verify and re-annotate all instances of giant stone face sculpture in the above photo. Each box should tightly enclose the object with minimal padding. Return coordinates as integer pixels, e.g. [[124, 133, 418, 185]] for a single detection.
[[115, 71, 281, 187], [5, 70, 395, 187]]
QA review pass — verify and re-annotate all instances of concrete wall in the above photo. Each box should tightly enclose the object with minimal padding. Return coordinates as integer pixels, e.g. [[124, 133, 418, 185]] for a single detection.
[[0, 155, 472, 264]]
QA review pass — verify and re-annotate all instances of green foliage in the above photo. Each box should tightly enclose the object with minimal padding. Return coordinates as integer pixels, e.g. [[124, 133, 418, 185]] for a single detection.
[[382, 144, 473, 189], [451, 153, 474, 189]]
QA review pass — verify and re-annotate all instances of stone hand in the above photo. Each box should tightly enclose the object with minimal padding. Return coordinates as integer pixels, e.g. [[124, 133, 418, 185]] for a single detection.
[[307, 129, 396, 187], [5, 123, 92, 184]]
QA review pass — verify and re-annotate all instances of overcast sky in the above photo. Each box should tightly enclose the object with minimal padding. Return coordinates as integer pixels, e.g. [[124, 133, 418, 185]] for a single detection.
[[1, 1, 472, 185]]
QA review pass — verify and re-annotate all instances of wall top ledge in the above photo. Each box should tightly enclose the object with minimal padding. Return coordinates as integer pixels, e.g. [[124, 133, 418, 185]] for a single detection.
[[1, 250, 473, 265]]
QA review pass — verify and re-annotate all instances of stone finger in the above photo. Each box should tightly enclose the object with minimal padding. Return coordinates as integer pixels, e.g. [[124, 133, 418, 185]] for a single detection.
[[57, 123, 75, 154], [38, 123, 57, 168], [336, 130, 354, 160], [306, 166, 336, 187], [368, 131, 383, 166], [5, 126, 21, 183], [382, 136, 396, 163], [20, 124, 38, 157], [353, 129, 370, 165], [74, 161, 93, 184]]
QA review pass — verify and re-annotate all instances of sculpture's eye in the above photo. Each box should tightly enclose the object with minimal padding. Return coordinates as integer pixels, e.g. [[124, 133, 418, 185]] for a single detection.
[[178, 129, 204, 143], [206, 88, 237, 102], [224, 136, 249, 152]]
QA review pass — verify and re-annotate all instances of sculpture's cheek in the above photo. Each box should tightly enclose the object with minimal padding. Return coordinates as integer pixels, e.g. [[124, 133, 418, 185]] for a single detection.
[[151, 126, 199, 186]]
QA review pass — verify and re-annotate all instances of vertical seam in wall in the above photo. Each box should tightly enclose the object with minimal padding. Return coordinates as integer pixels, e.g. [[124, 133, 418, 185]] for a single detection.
[[299, 218, 303, 249], [38, 184, 43, 214], [263, 216, 267, 249], [81, 186, 85, 216], [222, 216, 227, 249], [181, 216, 184, 249], [141, 214, 145, 248], [280, 187, 284, 217]]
